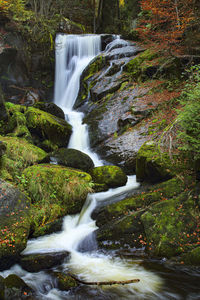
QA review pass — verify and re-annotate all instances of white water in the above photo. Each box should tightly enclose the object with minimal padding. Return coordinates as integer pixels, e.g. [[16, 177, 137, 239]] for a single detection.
[[1, 34, 163, 298]]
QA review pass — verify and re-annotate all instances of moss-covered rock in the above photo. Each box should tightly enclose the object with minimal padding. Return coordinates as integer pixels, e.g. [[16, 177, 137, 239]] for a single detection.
[[123, 49, 158, 81], [0, 180, 31, 270], [0, 275, 5, 299], [89, 165, 127, 188], [0, 135, 47, 181], [54, 272, 78, 290], [51, 148, 94, 172], [4, 274, 33, 299], [20, 252, 68, 272], [25, 107, 72, 148], [22, 164, 93, 236], [136, 141, 174, 183], [141, 193, 198, 258], [33, 102, 65, 120], [97, 210, 146, 250]]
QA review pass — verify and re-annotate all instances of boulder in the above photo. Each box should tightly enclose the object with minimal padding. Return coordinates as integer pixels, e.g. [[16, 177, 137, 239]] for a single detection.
[[33, 102, 65, 120], [3, 274, 33, 300], [0, 135, 47, 181], [0, 180, 31, 270], [136, 141, 173, 183], [51, 148, 94, 172], [20, 252, 68, 272], [89, 165, 127, 188], [25, 107, 72, 148], [54, 272, 78, 290], [22, 164, 93, 236]]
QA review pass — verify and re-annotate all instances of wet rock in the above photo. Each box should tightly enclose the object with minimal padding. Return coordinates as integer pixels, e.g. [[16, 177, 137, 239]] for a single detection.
[[51, 148, 94, 172], [33, 102, 65, 120], [95, 126, 150, 174], [4, 274, 34, 300], [89, 165, 127, 188], [0, 180, 31, 271], [105, 45, 142, 61], [20, 252, 69, 272]]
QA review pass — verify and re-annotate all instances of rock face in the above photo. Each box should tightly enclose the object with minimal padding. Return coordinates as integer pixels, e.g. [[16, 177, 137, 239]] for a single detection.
[[51, 148, 94, 172], [22, 164, 93, 237], [0, 180, 31, 270], [89, 165, 127, 188], [76, 44, 163, 172]]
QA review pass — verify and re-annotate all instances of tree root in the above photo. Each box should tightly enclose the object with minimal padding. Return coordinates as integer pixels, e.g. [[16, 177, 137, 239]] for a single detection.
[[69, 273, 140, 286]]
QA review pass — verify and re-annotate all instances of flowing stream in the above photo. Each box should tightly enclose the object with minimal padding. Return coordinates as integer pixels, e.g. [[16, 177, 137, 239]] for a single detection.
[[1, 34, 200, 300]]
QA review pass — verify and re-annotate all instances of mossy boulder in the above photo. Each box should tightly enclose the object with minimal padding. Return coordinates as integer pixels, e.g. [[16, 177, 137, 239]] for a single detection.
[[51, 148, 94, 172], [89, 165, 127, 188], [141, 193, 198, 258], [0, 135, 47, 181], [3, 274, 33, 299], [136, 141, 173, 183], [0, 180, 31, 270], [22, 164, 93, 236], [33, 102, 65, 120], [25, 107, 72, 148], [54, 272, 78, 290], [20, 252, 68, 272]]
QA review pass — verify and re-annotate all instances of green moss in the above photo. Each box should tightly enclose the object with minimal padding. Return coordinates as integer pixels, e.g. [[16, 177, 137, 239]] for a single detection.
[[89, 165, 127, 188], [136, 141, 174, 183], [55, 272, 78, 290], [124, 49, 158, 81], [22, 164, 93, 235], [141, 193, 198, 257], [182, 247, 200, 265], [25, 107, 72, 147], [0, 135, 47, 180]]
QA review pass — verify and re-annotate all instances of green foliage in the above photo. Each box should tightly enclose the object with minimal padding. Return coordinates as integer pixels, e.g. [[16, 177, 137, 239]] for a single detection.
[[178, 65, 200, 159]]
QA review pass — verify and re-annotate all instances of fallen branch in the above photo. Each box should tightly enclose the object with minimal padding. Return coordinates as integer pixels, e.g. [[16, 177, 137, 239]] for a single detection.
[[69, 273, 140, 286]]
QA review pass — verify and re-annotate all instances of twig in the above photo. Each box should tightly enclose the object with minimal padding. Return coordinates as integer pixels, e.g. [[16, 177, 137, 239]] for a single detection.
[[69, 273, 140, 286]]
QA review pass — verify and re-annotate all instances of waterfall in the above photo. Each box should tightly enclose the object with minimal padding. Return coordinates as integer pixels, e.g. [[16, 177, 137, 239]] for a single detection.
[[19, 34, 162, 298], [54, 34, 103, 165]]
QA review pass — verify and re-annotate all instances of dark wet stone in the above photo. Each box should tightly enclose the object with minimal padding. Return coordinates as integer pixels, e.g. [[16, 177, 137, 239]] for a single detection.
[[20, 252, 69, 272], [33, 102, 65, 120]]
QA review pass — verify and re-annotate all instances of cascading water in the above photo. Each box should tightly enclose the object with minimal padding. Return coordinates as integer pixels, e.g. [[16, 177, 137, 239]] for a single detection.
[[20, 34, 163, 298], [0, 34, 167, 299]]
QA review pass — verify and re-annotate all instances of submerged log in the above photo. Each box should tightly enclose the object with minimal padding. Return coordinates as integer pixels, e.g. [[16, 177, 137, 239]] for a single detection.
[[69, 273, 140, 286]]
